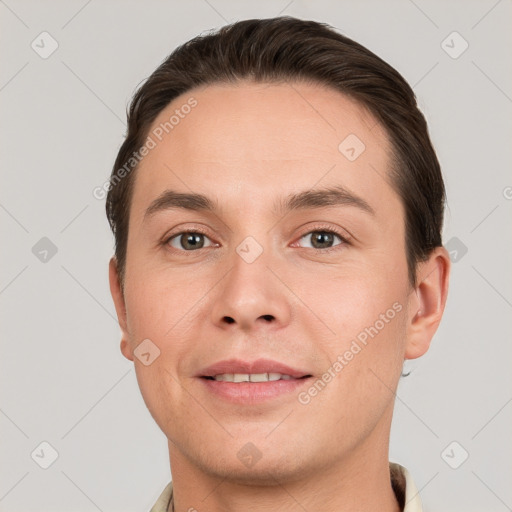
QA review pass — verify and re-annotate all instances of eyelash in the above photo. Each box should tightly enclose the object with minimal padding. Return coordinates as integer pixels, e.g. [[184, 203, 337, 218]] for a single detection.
[[162, 225, 351, 254]]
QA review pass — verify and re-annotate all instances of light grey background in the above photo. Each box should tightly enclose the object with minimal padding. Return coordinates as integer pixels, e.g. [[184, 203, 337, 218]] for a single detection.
[[1, 1, 511, 511]]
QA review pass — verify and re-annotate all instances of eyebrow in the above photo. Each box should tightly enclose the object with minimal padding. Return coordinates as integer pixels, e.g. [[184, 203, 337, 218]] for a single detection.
[[275, 185, 375, 216], [143, 185, 375, 221]]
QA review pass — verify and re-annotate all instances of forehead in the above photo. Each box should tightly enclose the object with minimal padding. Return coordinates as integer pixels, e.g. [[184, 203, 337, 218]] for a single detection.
[[130, 80, 397, 221]]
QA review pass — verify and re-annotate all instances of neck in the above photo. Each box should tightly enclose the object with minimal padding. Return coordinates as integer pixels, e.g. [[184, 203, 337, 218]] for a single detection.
[[167, 418, 400, 512]]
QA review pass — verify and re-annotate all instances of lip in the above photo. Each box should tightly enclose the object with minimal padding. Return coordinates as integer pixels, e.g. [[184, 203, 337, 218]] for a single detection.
[[196, 358, 313, 404], [197, 358, 311, 379]]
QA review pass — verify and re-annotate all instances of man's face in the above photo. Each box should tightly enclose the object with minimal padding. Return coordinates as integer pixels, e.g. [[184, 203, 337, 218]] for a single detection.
[[113, 81, 416, 482]]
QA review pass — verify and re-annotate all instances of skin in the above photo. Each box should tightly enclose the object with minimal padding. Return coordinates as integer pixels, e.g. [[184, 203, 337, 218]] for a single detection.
[[109, 81, 450, 512]]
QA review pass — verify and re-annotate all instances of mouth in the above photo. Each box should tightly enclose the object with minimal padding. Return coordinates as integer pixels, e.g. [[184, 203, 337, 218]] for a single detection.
[[197, 358, 313, 404], [201, 373, 312, 382]]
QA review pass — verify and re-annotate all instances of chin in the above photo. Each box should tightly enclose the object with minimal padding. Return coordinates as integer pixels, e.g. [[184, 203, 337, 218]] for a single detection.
[[193, 449, 317, 486]]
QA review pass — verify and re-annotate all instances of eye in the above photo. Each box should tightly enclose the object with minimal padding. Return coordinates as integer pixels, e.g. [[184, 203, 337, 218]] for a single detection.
[[166, 231, 215, 251], [297, 230, 346, 250]]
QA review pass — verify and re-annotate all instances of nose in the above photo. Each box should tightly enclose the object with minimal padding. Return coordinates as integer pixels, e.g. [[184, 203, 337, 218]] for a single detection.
[[210, 240, 292, 332]]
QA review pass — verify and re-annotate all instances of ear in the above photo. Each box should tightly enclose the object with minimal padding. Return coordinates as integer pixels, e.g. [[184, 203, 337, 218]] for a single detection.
[[109, 257, 133, 361], [404, 246, 451, 360]]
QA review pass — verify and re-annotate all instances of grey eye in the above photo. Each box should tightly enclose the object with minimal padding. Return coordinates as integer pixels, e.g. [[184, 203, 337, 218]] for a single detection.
[[168, 232, 213, 251], [299, 231, 342, 249]]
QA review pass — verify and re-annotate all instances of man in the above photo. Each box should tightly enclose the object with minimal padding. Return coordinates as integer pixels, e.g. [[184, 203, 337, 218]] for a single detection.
[[106, 17, 450, 512]]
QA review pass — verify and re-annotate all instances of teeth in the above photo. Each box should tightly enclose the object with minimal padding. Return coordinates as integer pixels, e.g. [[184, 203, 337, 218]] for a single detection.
[[213, 373, 295, 382], [249, 373, 268, 382]]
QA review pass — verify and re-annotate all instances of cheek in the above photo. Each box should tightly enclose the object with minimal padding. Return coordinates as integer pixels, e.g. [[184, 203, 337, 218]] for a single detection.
[[296, 275, 406, 445], [132, 359, 193, 438], [122, 265, 219, 400], [295, 268, 407, 405], [123, 263, 205, 343], [297, 264, 405, 344]]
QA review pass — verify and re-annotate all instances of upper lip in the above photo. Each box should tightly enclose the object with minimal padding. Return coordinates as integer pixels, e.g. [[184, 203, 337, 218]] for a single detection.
[[198, 358, 311, 379]]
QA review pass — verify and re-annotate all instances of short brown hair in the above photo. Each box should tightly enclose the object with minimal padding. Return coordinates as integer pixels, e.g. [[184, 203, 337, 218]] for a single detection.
[[106, 16, 445, 287]]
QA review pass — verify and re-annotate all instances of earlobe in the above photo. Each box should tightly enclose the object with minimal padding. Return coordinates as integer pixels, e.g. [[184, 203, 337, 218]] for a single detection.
[[404, 247, 451, 360], [108, 257, 133, 361], [120, 338, 134, 361]]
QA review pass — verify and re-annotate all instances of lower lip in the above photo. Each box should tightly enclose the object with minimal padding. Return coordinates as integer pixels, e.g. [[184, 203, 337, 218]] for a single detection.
[[199, 377, 311, 404]]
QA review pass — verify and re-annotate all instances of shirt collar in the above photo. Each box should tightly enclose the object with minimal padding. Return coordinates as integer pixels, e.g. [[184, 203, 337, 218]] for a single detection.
[[390, 462, 423, 512]]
